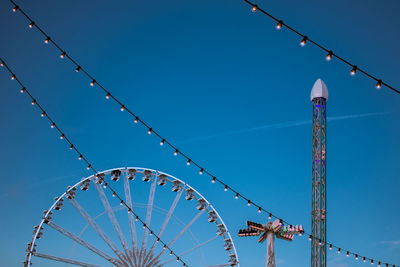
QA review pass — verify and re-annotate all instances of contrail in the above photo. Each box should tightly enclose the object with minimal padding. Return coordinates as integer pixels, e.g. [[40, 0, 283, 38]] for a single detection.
[[326, 112, 388, 122], [177, 112, 388, 144]]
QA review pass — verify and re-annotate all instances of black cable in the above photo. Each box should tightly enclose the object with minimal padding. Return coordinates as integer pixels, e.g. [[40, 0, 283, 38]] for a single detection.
[[5, 1, 398, 266], [0, 56, 188, 267], [243, 0, 400, 94]]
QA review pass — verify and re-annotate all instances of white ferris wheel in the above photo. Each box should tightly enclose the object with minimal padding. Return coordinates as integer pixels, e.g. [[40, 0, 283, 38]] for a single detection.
[[25, 167, 239, 267]]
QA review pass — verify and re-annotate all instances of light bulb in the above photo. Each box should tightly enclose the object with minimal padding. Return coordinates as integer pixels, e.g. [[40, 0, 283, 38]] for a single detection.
[[11, 74, 16, 80], [160, 139, 165, 146], [174, 149, 178, 156], [247, 200, 251, 206], [0, 61, 4, 67], [41, 111, 46, 117], [268, 213, 272, 220], [235, 193, 239, 199], [134, 117, 139, 123], [326, 51, 333, 61], [300, 36, 307, 47], [224, 185, 228, 191], [28, 21, 35, 28], [90, 80, 96, 86], [12, 5, 19, 12], [276, 20, 283, 30], [258, 207, 261, 213], [148, 128, 152, 135], [120, 105, 125, 111], [106, 93, 111, 99], [31, 99, 36, 105], [51, 123, 55, 128], [44, 37, 50, 44], [87, 165, 91, 170], [350, 65, 357, 76], [251, 5, 257, 12], [60, 52, 66, 59], [186, 159, 191, 166], [376, 80, 382, 89], [69, 144, 74, 150], [60, 134, 65, 140], [20, 87, 26, 93], [75, 66, 81, 72], [120, 200, 123, 206], [199, 168, 203, 174], [112, 192, 116, 197], [78, 155, 83, 160]]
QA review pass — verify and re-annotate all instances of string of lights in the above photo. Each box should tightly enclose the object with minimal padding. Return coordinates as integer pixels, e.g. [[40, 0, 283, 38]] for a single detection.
[[244, 0, 399, 95], [0, 57, 188, 267], [6, 1, 398, 266]]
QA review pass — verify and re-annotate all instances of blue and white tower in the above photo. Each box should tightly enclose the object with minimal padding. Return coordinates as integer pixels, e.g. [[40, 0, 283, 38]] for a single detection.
[[310, 79, 328, 267]]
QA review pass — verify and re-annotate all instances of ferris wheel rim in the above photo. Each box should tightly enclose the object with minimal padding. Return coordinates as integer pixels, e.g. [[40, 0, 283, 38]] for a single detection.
[[26, 166, 240, 266]]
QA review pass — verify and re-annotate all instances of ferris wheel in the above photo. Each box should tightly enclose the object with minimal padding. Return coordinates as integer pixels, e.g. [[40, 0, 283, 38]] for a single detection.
[[24, 167, 239, 267]]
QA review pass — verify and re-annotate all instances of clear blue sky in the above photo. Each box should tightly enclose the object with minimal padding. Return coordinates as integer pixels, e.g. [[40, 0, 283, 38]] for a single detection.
[[0, 0, 399, 266]]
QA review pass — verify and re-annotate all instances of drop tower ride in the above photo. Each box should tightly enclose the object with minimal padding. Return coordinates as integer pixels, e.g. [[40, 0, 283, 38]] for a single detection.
[[310, 79, 328, 267]]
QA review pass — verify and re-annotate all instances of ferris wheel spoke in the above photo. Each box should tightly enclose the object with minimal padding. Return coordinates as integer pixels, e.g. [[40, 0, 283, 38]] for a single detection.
[[148, 209, 205, 266], [25, 168, 238, 267], [71, 205, 126, 259], [78, 205, 126, 238], [142, 188, 184, 265], [93, 182, 134, 266], [68, 198, 130, 266], [122, 172, 138, 266], [138, 174, 158, 264], [167, 209, 205, 247], [46, 221, 122, 266], [159, 235, 219, 265], [157, 188, 183, 239], [34, 252, 101, 267]]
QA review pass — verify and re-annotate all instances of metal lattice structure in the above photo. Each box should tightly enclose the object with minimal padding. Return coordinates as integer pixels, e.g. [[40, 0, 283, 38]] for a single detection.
[[311, 79, 328, 267], [24, 167, 239, 267]]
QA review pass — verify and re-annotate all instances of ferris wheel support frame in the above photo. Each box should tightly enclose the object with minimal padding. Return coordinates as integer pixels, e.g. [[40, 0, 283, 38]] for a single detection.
[[25, 167, 240, 267]]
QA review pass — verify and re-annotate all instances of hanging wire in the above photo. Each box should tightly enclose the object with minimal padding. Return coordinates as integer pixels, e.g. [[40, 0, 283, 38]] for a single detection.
[[5, 1, 399, 266], [7, 0, 288, 227], [0, 57, 188, 267], [243, 0, 399, 94]]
